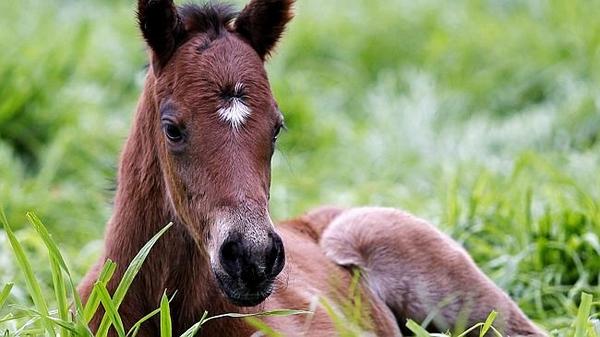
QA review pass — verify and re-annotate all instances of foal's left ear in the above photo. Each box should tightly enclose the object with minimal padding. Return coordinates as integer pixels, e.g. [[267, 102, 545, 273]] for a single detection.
[[235, 0, 295, 60], [138, 0, 186, 72]]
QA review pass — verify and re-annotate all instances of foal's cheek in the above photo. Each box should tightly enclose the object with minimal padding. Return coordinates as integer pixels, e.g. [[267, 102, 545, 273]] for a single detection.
[[161, 156, 201, 223]]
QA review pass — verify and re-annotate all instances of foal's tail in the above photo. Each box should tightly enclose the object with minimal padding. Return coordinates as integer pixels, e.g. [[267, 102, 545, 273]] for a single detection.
[[319, 207, 546, 337]]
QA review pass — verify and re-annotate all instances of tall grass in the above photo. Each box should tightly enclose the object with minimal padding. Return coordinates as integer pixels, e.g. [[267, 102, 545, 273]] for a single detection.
[[0, 212, 598, 336], [0, 213, 310, 336]]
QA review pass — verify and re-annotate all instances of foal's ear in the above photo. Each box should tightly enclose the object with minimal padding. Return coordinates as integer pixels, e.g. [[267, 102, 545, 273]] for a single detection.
[[137, 0, 186, 72], [235, 0, 295, 60]]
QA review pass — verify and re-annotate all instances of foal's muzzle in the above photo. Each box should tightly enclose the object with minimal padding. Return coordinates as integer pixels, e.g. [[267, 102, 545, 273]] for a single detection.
[[215, 230, 285, 306]]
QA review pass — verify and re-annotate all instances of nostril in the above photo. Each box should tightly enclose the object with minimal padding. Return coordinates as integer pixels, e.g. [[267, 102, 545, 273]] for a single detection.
[[267, 233, 285, 277], [265, 238, 279, 275], [220, 240, 242, 277]]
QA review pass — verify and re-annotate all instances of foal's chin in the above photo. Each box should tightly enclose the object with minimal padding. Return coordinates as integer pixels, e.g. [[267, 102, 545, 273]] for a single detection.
[[214, 271, 274, 307]]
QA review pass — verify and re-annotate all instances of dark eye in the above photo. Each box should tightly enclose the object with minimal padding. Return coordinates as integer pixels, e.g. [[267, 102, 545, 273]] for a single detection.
[[272, 124, 283, 143], [163, 122, 184, 143]]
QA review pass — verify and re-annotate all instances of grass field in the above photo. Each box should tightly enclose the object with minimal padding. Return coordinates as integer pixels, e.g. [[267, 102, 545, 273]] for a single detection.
[[1, 0, 599, 335]]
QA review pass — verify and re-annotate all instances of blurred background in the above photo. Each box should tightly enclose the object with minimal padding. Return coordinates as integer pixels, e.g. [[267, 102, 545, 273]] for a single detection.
[[0, 0, 599, 333]]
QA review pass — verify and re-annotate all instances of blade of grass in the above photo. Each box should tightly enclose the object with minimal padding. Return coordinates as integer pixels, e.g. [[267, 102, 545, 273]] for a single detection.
[[49, 255, 70, 337], [16, 327, 45, 336], [14, 315, 42, 334], [348, 268, 363, 324], [201, 309, 312, 324], [406, 319, 432, 337], [178, 309, 310, 337], [456, 322, 503, 337], [1, 312, 16, 324], [320, 297, 354, 337], [127, 307, 161, 337], [73, 319, 95, 337], [28, 212, 71, 336], [0, 283, 13, 310], [84, 260, 117, 323], [479, 311, 497, 337], [0, 209, 55, 337], [96, 223, 173, 337], [244, 317, 283, 337], [160, 293, 172, 337], [128, 292, 176, 337], [96, 282, 126, 337], [575, 293, 593, 337], [9, 306, 78, 333], [10, 305, 94, 337], [178, 311, 208, 337], [26, 212, 69, 274], [26, 211, 86, 317], [0, 307, 37, 324]]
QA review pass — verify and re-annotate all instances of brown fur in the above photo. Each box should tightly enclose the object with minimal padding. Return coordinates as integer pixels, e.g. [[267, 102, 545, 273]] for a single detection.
[[78, 1, 546, 336]]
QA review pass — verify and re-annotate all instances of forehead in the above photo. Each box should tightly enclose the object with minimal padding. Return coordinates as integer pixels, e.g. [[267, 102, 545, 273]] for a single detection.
[[167, 33, 273, 110], [175, 32, 269, 88], [164, 32, 280, 129]]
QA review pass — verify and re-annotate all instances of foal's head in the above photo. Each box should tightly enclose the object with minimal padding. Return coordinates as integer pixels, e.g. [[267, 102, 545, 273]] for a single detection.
[[137, 0, 293, 306]]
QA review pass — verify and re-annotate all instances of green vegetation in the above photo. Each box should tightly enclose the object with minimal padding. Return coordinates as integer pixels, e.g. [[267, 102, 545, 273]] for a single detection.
[[1, 213, 310, 336], [1, 213, 596, 337], [0, 0, 599, 335]]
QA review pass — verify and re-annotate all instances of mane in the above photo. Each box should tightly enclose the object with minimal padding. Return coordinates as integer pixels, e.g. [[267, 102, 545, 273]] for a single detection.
[[179, 2, 237, 38]]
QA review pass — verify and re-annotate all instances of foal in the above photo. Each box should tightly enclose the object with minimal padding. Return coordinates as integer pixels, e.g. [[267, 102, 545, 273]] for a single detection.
[[78, 0, 546, 336]]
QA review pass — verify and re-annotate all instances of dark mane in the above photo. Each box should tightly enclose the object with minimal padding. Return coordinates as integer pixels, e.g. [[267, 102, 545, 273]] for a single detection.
[[179, 3, 237, 38]]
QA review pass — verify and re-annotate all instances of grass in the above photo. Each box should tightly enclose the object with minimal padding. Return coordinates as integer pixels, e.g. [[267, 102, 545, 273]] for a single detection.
[[1, 213, 597, 336], [0, 0, 599, 335], [0, 213, 313, 337]]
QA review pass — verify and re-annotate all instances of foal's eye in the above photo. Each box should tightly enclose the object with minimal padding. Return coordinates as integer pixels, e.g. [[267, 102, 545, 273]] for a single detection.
[[272, 125, 283, 143], [163, 122, 184, 143]]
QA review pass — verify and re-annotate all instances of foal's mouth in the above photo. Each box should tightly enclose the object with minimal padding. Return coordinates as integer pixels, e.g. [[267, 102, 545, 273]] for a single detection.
[[214, 270, 275, 307]]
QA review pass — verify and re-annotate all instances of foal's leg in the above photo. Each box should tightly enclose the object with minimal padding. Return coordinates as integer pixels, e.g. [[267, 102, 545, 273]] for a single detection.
[[319, 207, 545, 336]]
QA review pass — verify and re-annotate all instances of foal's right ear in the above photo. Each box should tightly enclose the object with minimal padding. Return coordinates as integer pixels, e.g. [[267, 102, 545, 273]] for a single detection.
[[137, 0, 186, 73], [235, 0, 295, 60]]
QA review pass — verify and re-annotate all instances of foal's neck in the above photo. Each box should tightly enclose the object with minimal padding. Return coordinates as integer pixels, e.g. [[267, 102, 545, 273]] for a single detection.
[[105, 80, 170, 261], [104, 75, 244, 335]]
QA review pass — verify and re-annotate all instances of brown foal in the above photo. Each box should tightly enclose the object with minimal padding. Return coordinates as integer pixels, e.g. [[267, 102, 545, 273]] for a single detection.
[[78, 0, 546, 336]]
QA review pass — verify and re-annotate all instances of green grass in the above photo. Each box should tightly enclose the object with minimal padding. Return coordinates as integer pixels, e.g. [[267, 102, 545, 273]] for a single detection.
[[1, 212, 596, 336], [1, 0, 599, 335], [1, 213, 311, 337]]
